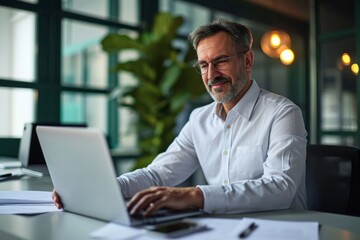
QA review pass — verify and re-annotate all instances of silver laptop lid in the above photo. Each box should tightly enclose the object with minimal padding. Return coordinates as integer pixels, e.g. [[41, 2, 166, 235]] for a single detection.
[[36, 126, 131, 225]]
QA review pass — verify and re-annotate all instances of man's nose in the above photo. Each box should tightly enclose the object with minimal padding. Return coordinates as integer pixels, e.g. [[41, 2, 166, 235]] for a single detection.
[[207, 63, 220, 80]]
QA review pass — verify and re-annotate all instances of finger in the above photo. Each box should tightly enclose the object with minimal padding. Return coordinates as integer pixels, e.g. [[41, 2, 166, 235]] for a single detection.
[[52, 189, 63, 209], [129, 193, 163, 216], [143, 197, 168, 217], [128, 187, 163, 210], [51, 189, 57, 200]]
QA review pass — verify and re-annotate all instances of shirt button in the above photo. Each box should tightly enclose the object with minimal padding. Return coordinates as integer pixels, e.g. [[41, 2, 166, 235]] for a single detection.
[[224, 180, 228, 184], [226, 124, 231, 129], [224, 150, 228, 155]]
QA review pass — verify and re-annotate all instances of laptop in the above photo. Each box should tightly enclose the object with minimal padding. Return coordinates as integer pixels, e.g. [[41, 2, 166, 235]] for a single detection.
[[36, 126, 203, 226], [17, 123, 87, 177]]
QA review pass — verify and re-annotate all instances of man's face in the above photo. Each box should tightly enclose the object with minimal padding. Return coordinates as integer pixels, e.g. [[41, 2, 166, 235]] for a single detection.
[[196, 32, 250, 104]]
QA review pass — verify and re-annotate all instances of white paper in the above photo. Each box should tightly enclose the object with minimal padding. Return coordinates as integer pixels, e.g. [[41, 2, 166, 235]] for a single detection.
[[230, 217, 319, 240], [0, 204, 61, 214], [90, 217, 319, 240], [0, 191, 54, 204], [0, 191, 61, 215], [90, 223, 145, 240], [90, 218, 241, 240]]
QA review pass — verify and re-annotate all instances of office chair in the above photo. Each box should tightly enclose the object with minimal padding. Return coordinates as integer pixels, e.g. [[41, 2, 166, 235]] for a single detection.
[[306, 144, 360, 216]]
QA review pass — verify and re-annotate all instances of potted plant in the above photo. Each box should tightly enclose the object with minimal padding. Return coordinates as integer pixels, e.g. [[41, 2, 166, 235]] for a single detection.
[[101, 12, 206, 169]]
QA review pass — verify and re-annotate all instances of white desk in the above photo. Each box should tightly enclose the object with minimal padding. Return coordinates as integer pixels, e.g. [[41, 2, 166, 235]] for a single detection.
[[1, 176, 360, 240]]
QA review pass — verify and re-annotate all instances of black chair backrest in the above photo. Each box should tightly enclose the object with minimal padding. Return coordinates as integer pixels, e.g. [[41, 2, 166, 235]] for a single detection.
[[306, 144, 360, 216]]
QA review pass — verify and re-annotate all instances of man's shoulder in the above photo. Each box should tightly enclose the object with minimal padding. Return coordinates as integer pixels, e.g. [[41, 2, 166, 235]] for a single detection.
[[258, 89, 298, 108]]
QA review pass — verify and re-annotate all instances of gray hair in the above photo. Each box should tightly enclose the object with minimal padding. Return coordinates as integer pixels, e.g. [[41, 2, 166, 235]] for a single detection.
[[189, 18, 253, 54]]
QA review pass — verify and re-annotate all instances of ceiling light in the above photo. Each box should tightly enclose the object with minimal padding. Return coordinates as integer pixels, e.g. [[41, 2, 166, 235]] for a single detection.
[[341, 53, 351, 66], [351, 63, 359, 75], [261, 29, 291, 58], [280, 49, 295, 65]]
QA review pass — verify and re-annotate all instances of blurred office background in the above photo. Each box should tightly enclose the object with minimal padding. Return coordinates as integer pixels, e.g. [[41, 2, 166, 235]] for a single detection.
[[0, 0, 358, 173]]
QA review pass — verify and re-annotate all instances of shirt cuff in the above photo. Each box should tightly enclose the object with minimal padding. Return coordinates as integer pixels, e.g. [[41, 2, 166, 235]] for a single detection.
[[197, 184, 228, 214], [116, 176, 130, 198]]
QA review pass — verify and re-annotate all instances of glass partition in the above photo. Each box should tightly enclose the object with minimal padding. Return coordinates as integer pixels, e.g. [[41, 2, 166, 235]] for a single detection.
[[62, 20, 109, 88], [0, 87, 36, 137], [62, 0, 139, 25], [61, 92, 107, 133], [320, 38, 357, 132], [0, 7, 36, 82]]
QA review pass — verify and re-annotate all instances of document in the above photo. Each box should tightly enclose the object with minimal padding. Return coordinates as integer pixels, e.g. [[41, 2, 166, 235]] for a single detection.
[[91, 223, 145, 240], [231, 217, 319, 240], [91, 218, 241, 240], [90, 217, 319, 240], [0, 204, 60, 214], [0, 191, 61, 214]]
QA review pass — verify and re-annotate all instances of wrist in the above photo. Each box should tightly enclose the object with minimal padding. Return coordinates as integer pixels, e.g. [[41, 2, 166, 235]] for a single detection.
[[191, 187, 204, 209]]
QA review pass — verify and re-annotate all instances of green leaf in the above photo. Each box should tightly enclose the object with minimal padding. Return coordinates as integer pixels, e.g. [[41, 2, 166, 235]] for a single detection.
[[101, 34, 144, 53], [170, 92, 191, 112], [160, 64, 181, 95], [152, 12, 183, 39], [113, 60, 156, 81], [133, 155, 156, 169]]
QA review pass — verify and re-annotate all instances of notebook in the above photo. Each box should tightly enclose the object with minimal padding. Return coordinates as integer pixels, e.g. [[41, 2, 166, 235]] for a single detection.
[[36, 126, 203, 226], [20, 123, 89, 176]]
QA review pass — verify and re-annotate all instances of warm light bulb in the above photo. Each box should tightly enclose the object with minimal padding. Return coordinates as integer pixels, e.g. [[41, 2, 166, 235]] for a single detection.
[[351, 63, 359, 75], [270, 33, 281, 48], [341, 53, 351, 66], [261, 29, 291, 58], [280, 49, 295, 65]]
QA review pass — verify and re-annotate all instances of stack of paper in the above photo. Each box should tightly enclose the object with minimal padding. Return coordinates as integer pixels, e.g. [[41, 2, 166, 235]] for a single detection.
[[0, 191, 61, 214]]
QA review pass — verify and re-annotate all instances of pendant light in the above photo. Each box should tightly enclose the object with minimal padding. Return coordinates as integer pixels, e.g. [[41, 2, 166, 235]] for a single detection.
[[261, 29, 291, 58], [260, 0, 295, 65]]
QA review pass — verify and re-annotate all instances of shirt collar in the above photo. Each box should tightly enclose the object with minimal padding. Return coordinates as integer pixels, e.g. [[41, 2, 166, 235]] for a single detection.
[[213, 80, 260, 121]]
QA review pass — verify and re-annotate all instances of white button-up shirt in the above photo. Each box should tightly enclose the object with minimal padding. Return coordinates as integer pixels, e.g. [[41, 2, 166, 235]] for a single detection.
[[118, 80, 307, 214]]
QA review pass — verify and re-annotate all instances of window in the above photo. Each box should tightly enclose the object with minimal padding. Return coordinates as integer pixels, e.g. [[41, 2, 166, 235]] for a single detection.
[[0, 6, 36, 137], [0, 87, 36, 137], [62, 20, 109, 88], [0, 0, 140, 155], [315, 0, 359, 146]]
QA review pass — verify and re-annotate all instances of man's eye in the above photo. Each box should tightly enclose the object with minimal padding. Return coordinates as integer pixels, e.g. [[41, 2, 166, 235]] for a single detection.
[[214, 59, 228, 66], [199, 63, 208, 69]]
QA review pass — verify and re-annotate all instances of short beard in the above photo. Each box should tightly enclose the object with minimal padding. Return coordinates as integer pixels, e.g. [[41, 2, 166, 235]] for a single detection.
[[207, 74, 247, 103]]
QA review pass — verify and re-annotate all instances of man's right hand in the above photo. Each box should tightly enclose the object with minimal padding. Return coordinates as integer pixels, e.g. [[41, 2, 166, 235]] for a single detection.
[[52, 189, 63, 209]]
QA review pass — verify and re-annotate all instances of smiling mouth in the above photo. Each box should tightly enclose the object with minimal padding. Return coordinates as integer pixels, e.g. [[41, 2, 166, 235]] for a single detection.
[[209, 77, 229, 88], [211, 81, 227, 87]]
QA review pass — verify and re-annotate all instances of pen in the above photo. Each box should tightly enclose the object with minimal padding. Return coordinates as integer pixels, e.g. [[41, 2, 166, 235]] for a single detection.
[[239, 222, 258, 238], [0, 173, 12, 178]]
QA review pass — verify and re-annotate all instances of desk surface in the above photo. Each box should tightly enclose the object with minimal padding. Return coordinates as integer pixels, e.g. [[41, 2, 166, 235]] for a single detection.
[[1, 175, 360, 240]]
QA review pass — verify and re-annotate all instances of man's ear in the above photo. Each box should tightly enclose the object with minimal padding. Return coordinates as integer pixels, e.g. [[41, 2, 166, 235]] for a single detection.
[[245, 50, 254, 71]]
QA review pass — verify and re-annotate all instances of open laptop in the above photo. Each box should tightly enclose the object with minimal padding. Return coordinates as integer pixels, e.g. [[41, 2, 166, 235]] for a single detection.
[[36, 126, 203, 226], [16, 123, 86, 177]]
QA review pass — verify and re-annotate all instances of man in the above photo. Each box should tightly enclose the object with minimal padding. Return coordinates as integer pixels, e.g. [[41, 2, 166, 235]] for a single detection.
[[53, 19, 307, 217]]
